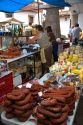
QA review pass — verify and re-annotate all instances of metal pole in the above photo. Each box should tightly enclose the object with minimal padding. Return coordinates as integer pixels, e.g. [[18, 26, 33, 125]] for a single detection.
[[37, 0, 40, 24]]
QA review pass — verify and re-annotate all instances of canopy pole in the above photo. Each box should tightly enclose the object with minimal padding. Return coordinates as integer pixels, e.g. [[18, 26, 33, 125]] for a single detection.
[[37, 0, 40, 25]]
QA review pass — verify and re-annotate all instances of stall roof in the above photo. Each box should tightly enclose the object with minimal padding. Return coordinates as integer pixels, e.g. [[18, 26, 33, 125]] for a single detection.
[[0, 18, 23, 25]]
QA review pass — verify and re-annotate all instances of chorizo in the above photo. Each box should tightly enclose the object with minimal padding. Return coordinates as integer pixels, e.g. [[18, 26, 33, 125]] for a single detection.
[[4, 107, 13, 113], [21, 88, 30, 95], [46, 106, 62, 113], [56, 97, 65, 103], [5, 112, 14, 119], [37, 106, 60, 118], [41, 98, 57, 106], [15, 93, 32, 105], [51, 112, 68, 124], [14, 109, 25, 115], [62, 104, 69, 113], [20, 110, 32, 117], [12, 103, 32, 110], [3, 99, 11, 106], [61, 121, 67, 125], [18, 117, 28, 122], [37, 119, 52, 125], [36, 113, 46, 120], [37, 122, 44, 125], [7, 93, 25, 101], [13, 88, 30, 95]]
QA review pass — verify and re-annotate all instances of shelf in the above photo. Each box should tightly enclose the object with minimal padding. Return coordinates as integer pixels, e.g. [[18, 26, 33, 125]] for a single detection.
[[6, 51, 39, 63]]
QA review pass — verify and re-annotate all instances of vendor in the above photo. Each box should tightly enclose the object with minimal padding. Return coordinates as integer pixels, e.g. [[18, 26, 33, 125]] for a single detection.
[[45, 26, 58, 62], [27, 25, 52, 74]]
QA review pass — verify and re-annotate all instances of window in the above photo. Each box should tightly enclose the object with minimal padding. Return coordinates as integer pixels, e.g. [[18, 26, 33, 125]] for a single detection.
[[28, 15, 34, 24], [5, 13, 13, 18], [65, 17, 67, 21]]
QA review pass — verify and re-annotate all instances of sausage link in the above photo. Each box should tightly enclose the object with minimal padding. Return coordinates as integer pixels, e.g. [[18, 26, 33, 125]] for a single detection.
[[56, 97, 65, 103], [15, 93, 32, 105], [37, 106, 60, 118], [61, 121, 67, 125], [46, 106, 62, 113], [36, 113, 46, 120], [18, 117, 28, 122], [37, 119, 52, 125], [41, 98, 57, 106], [5, 112, 14, 119], [51, 112, 68, 124], [20, 110, 32, 117], [4, 107, 13, 113], [62, 104, 69, 113], [7, 93, 25, 101], [14, 109, 25, 115], [3, 99, 11, 106], [12, 103, 32, 110], [21, 88, 30, 95], [37, 122, 45, 125]]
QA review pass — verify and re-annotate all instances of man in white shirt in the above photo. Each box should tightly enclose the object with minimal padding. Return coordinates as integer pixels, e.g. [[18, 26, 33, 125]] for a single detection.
[[72, 23, 82, 44]]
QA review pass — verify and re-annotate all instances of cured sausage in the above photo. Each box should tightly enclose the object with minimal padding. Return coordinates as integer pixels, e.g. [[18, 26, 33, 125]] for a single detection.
[[18, 117, 28, 122], [7, 93, 25, 101], [56, 97, 65, 103], [15, 93, 32, 105], [61, 121, 67, 125], [37, 106, 60, 118], [20, 88, 30, 95], [36, 113, 46, 120], [4, 107, 13, 113], [46, 106, 62, 113], [5, 112, 14, 119], [37, 122, 44, 125], [14, 109, 25, 115], [37, 119, 52, 125], [3, 99, 11, 106], [41, 98, 57, 106], [12, 103, 32, 110], [62, 104, 69, 113], [20, 110, 32, 117], [51, 112, 68, 124]]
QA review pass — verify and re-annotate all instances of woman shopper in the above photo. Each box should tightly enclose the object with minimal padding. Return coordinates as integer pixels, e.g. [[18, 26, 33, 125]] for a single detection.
[[46, 26, 58, 62], [27, 25, 52, 74]]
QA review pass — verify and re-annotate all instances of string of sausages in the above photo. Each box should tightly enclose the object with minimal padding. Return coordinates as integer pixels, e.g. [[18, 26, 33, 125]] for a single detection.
[[35, 98, 69, 125], [3, 84, 76, 124], [42, 86, 76, 115], [3, 87, 33, 122]]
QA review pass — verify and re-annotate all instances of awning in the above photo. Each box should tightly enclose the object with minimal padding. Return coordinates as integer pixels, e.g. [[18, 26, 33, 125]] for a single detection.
[[0, 18, 24, 25], [0, 0, 71, 13], [41, 0, 71, 7], [0, 0, 34, 13]]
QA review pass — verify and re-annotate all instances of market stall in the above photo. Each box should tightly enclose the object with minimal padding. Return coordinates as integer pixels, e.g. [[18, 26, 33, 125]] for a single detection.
[[0, 44, 82, 125]]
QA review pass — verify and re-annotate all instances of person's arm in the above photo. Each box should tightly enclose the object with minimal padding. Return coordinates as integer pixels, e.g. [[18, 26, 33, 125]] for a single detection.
[[27, 35, 38, 44]]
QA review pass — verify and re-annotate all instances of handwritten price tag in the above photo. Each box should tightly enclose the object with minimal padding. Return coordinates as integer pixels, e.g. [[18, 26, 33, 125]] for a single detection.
[[38, 91, 43, 97], [26, 83, 32, 88]]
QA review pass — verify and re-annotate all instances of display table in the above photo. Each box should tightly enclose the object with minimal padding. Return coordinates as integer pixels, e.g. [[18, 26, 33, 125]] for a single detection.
[[1, 73, 79, 125], [1, 113, 36, 125]]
